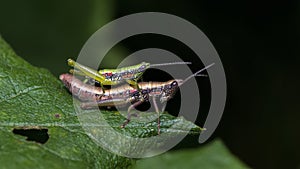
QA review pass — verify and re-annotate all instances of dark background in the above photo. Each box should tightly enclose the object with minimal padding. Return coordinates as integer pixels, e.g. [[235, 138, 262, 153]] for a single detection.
[[0, 1, 299, 168]]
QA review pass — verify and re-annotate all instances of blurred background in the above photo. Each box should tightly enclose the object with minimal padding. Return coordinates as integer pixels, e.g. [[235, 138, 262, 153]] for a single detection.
[[0, 0, 299, 168]]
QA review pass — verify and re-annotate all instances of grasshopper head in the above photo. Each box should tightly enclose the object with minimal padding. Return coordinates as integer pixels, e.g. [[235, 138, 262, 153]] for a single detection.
[[137, 62, 150, 72], [134, 62, 150, 79], [160, 80, 180, 103]]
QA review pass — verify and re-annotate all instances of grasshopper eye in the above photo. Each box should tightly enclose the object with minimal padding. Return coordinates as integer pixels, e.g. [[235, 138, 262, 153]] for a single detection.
[[171, 81, 178, 87]]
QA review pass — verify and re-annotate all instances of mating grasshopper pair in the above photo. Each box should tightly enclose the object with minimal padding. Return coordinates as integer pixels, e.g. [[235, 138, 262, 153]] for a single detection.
[[60, 59, 214, 134]]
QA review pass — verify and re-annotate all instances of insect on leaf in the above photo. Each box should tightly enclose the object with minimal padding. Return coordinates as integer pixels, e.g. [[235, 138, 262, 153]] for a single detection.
[[0, 36, 203, 169]]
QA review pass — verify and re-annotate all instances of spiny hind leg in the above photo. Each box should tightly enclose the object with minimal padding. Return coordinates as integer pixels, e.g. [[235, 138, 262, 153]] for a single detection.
[[69, 68, 107, 93], [69, 69, 94, 84], [67, 58, 106, 84], [121, 100, 143, 128]]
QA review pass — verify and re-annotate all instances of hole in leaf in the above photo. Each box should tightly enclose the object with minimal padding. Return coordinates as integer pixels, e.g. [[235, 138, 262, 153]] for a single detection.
[[13, 128, 49, 144]]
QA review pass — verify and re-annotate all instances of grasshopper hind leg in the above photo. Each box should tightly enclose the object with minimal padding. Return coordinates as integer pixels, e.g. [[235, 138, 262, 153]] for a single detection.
[[121, 100, 143, 128], [121, 92, 149, 128]]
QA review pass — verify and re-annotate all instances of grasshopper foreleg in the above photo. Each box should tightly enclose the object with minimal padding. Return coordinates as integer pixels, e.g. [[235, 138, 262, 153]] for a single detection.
[[151, 96, 161, 135]]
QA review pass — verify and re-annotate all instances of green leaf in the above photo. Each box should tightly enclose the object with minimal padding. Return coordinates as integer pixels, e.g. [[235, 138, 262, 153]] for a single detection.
[[133, 139, 250, 169], [0, 36, 203, 168]]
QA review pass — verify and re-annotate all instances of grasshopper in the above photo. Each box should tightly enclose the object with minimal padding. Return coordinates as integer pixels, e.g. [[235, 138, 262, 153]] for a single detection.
[[60, 63, 214, 134], [67, 59, 191, 91]]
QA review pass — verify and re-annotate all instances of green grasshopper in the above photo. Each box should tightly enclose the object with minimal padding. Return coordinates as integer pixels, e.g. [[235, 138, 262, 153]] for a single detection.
[[67, 59, 191, 91]]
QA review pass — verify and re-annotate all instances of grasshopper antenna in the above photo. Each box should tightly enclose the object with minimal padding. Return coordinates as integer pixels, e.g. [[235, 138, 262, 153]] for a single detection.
[[150, 61, 192, 67], [196, 74, 208, 77], [178, 63, 215, 87]]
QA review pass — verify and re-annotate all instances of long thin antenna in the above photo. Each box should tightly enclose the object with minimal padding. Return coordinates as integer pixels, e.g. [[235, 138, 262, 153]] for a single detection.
[[150, 61, 192, 67], [196, 74, 208, 77], [179, 63, 215, 86]]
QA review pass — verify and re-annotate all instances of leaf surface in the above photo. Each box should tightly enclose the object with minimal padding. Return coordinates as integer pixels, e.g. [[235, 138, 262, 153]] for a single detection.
[[0, 36, 203, 168], [133, 139, 250, 169]]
